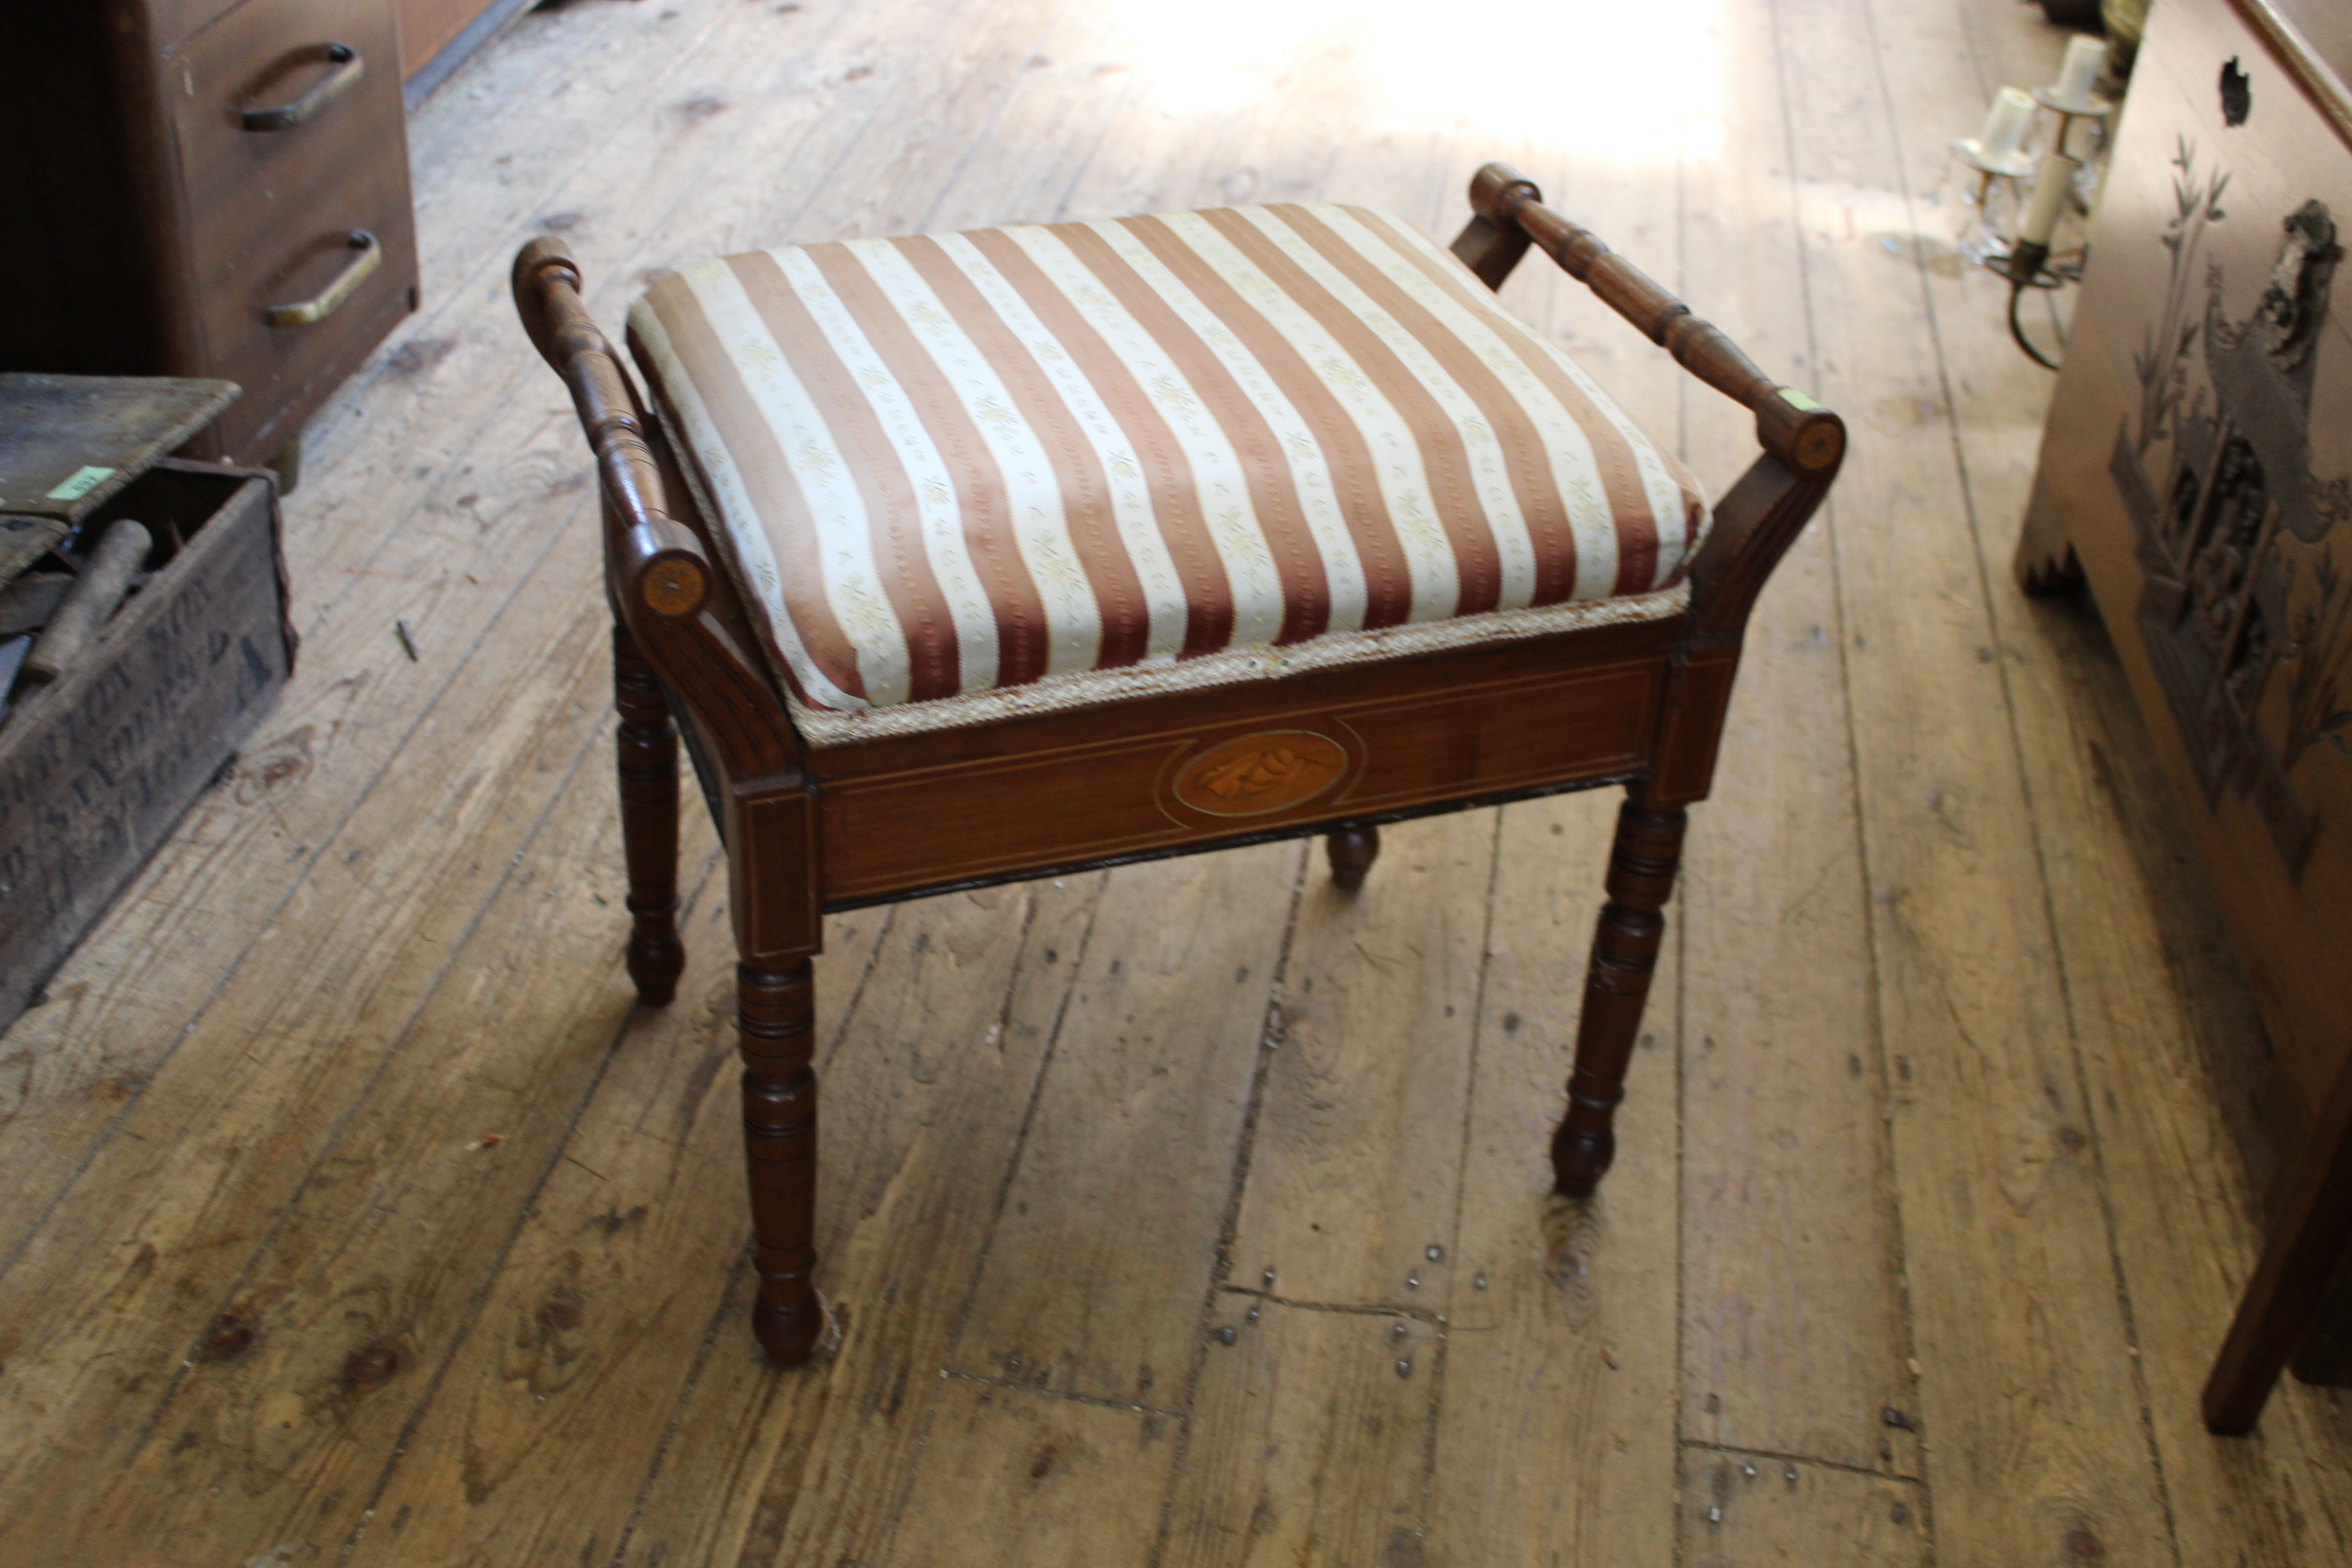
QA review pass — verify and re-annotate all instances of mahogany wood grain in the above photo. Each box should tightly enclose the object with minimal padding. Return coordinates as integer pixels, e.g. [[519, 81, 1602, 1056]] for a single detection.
[[514, 164, 1843, 1365], [1448, 165, 1537, 289], [739, 957, 824, 1368], [814, 652, 1663, 906], [1428, 788, 1681, 1560], [1326, 825, 1379, 892], [612, 622, 685, 1005], [1553, 798, 1687, 1196], [515, 240, 711, 623], [1462, 162, 1846, 481], [2203, 1050, 2352, 1432], [624, 877, 1093, 1568], [805, 615, 1682, 782]]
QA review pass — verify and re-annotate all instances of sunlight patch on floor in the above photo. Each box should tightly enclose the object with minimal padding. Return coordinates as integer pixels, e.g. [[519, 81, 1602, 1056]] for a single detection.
[[1093, 0, 1727, 167]]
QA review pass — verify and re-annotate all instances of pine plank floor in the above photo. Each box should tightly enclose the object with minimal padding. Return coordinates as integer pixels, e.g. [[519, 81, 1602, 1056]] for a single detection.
[[5, 0, 2350, 1562]]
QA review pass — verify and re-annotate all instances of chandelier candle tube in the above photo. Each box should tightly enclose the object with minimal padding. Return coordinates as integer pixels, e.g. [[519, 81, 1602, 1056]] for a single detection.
[[1955, 86, 2037, 180], [2018, 150, 2081, 250], [1979, 87, 2034, 162], [2053, 34, 2108, 106]]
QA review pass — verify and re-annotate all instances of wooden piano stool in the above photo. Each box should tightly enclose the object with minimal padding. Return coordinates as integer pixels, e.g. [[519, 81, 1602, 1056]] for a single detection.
[[512, 162, 1847, 1366]]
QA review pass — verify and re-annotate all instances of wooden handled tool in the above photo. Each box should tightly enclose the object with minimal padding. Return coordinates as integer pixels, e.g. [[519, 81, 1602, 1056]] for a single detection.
[[0, 515, 69, 586], [21, 520, 152, 687], [0, 573, 72, 637]]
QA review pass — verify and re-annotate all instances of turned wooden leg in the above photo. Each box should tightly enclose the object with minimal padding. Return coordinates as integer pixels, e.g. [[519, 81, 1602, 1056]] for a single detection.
[[740, 957, 823, 1367], [613, 623, 685, 1005], [1553, 798, 1687, 1198], [1327, 825, 1380, 893]]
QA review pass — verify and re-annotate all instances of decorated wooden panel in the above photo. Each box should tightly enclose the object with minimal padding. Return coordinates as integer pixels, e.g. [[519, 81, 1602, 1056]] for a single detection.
[[2022, 0, 2352, 1135], [815, 655, 1661, 904]]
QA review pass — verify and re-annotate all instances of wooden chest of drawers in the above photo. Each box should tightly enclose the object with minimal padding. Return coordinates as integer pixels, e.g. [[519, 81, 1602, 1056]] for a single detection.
[[0, 0, 418, 469], [2018, 0, 2352, 1151]]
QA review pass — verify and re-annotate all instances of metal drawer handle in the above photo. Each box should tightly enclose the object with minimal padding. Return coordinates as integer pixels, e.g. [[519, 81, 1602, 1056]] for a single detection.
[[266, 230, 380, 327], [240, 43, 363, 131]]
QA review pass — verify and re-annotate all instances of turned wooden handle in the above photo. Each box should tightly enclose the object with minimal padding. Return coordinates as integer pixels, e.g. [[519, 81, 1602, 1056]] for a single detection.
[[1466, 162, 1845, 476], [22, 520, 152, 687], [511, 238, 710, 619]]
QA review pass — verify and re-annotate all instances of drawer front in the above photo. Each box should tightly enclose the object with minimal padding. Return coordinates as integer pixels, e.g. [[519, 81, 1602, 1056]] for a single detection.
[[169, 0, 416, 461], [152, 0, 248, 54], [395, 0, 507, 80]]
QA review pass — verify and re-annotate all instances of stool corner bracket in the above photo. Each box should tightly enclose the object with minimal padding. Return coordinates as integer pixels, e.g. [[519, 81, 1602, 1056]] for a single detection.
[[1683, 448, 1840, 652], [1467, 162, 1544, 224], [1453, 162, 1544, 290], [1753, 387, 1847, 479]]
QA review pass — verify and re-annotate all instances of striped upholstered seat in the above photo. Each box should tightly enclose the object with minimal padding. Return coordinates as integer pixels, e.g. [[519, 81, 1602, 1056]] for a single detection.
[[626, 203, 1709, 743]]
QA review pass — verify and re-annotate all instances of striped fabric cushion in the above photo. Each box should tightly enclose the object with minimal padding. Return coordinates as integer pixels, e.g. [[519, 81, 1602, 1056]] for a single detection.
[[627, 203, 1708, 742]]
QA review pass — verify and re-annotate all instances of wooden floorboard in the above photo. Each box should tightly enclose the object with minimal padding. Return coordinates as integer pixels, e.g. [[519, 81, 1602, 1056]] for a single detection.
[[5, 0, 2351, 1563], [1672, 0, 1918, 1487], [1161, 1295, 1438, 1568], [1679, 1444, 1930, 1566], [1426, 789, 1681, 1566], [1780, 0, 2175, 1557], [950, 847, 1299, 1406]]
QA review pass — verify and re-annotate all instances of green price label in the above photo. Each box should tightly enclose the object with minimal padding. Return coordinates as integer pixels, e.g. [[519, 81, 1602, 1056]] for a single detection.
[[44, 465, 117, 502]]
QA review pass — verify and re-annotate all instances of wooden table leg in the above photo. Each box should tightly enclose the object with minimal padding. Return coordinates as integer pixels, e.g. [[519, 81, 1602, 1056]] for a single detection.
[[2204, 1053, 2352, 1434]]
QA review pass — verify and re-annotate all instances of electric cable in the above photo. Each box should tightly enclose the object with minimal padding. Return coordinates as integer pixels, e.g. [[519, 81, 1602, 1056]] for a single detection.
[[2005, 239, 2063, 370]]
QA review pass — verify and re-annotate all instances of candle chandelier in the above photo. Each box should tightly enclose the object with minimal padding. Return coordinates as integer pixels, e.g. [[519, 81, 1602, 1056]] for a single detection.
[[1952, 34, 2115, 368]]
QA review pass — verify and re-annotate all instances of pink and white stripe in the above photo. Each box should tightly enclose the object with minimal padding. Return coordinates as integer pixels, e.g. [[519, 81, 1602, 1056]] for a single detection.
[[626, 202, 1709, 732]]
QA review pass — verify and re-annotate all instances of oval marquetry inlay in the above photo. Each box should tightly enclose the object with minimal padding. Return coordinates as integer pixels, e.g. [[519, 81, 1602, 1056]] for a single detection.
[[1171, 730, 1349, 818]]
